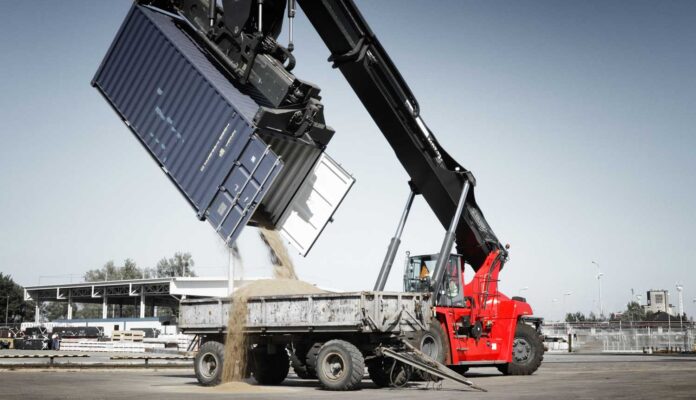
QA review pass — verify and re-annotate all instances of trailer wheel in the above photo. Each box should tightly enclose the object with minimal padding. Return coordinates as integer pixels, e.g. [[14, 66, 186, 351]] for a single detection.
[[304, 342, 323, 376], [290, 351, 316, 379], [315, 340, 364, 390], [194, 341, 225, 386], [367, 357, 411, 387], [497, 323, 544, 376], [252, 346, 290, 385]]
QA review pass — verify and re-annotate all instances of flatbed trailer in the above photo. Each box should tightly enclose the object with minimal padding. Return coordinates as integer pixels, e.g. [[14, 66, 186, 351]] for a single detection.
[[179, 291, 429, 335], [178, 292, 484, 391], [180, 291, 429, 390]]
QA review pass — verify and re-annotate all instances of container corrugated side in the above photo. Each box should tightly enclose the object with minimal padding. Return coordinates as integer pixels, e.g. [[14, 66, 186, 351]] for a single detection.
[[92, 5, 282, 245]]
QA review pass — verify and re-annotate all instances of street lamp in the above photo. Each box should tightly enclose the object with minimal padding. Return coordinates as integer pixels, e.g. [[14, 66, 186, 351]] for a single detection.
[[592, 261, 603, 317], [563, 291, 573, 322], [519, 286, 529, 296], [676, 284, 684, 328]]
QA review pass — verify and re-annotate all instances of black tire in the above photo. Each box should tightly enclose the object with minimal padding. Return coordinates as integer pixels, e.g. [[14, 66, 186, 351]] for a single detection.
[[367, 357, 411, 387], [414, 321, 451, 380], [497, 323, 544, 376], [290, 351, 316, 379], [367, 358, 390, 388], [252, 346, 290, 385], [421, 321, 451, 363], [304, 342, 322, 376], [315, 340, 365, 391], [194, 341, 225, 386]]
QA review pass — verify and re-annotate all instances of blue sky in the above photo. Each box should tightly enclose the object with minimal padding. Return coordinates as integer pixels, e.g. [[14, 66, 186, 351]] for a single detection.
[[0, 1, 694, 320]]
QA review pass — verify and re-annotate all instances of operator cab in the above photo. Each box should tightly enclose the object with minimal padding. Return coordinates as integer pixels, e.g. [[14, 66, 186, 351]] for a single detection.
[[403, 253, 466, 307]]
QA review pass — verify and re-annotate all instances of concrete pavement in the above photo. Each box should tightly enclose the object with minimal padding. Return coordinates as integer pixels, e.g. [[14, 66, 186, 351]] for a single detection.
[[1, 353, 695, 399]]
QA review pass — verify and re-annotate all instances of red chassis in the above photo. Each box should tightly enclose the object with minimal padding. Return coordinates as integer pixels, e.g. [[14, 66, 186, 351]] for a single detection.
[[405, 250, 544, 374]]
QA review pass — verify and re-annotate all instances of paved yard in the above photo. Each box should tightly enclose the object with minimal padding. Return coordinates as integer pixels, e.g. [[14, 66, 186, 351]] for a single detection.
[[1, 354, 695, 399]]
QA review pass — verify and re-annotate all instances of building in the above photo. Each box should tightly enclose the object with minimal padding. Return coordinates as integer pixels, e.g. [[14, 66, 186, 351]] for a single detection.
[[24, 276, 255, 323], [644, 289, 674, 315]]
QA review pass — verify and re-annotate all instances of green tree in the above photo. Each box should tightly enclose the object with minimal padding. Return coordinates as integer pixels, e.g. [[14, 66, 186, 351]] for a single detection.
[[565, 312, 586, 322], [84, 259, 151, 282], [587, 311, 604, 322], [43, 302, 68, 321], [154, 252, 196, 278], [122, 258, 149, 279], [78, 259, 153, 319], [0, 273, 35, 323], [620, 301, 645, 322], [74, 303, 102, 319]]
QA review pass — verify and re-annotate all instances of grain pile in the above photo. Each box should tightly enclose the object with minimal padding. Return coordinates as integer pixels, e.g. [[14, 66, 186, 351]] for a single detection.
[[235, 279, 327, 297], [221, 228, 325, 383]]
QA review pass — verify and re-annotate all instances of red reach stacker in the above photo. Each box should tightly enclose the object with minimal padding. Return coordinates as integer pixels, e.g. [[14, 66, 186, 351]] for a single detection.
[[95, 0, 544, 391]]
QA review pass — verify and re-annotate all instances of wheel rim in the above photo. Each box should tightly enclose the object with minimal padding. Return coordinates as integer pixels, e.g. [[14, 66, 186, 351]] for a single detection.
[[420, 334, 438, 359], [512, 338, 532, 363], [321, 352, 346, 382], [200, 353, 218, 378]]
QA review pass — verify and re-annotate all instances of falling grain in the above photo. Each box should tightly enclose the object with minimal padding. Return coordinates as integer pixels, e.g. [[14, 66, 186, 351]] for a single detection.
[[258, 228, 297, 280], [221, 294, 248, 382]]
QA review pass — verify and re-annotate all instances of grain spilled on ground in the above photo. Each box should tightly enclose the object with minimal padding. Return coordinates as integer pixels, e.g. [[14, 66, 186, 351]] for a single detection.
[[209, 381, 291, 393], [165, 380, 294, 394]]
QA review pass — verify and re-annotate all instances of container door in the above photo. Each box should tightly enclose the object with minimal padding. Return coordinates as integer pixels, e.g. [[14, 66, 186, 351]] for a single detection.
[[276, 153, 354, 256]]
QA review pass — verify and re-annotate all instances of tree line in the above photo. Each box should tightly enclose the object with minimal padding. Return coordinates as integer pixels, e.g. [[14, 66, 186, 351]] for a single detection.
[[565, 301, 691, 323]]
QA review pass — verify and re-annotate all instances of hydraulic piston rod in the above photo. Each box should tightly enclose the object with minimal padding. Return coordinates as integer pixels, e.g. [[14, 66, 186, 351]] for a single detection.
[[374, 188, 416, 291], [431, 177, 471, 298]]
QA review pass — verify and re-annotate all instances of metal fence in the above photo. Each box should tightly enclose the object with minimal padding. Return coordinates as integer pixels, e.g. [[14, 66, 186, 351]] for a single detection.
[[543, 322, 696, 353]]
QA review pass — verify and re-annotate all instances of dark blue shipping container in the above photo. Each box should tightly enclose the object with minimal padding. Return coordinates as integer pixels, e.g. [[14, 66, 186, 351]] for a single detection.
[[92, 5, 283, 246]]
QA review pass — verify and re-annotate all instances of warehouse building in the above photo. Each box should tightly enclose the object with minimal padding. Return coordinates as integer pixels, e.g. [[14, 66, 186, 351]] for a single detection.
[[23, 277, 236, 322]]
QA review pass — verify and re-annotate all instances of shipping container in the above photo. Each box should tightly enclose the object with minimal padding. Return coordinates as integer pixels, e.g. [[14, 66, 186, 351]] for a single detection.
[[92, 4, 353, 253]]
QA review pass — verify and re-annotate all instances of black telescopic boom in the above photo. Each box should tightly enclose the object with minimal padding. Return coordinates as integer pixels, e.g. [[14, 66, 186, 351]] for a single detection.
[[296, 0, 504, 269]]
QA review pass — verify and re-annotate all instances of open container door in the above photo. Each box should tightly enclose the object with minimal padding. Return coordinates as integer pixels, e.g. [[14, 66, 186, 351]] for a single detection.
[[276, 154, 354, 256]]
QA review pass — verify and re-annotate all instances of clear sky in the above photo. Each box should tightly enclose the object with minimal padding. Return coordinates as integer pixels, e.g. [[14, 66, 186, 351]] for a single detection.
[[1, 1, 694, 321]]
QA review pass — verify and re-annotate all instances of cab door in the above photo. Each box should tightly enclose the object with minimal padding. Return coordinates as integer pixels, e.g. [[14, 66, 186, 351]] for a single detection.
[[433, 256, 472, 364]]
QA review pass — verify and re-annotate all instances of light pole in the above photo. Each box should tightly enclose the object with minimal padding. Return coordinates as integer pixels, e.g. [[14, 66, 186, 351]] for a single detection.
[[592, 261, 603, 317], [676, 284, 684, 329], [563, 291, 573, 322]]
